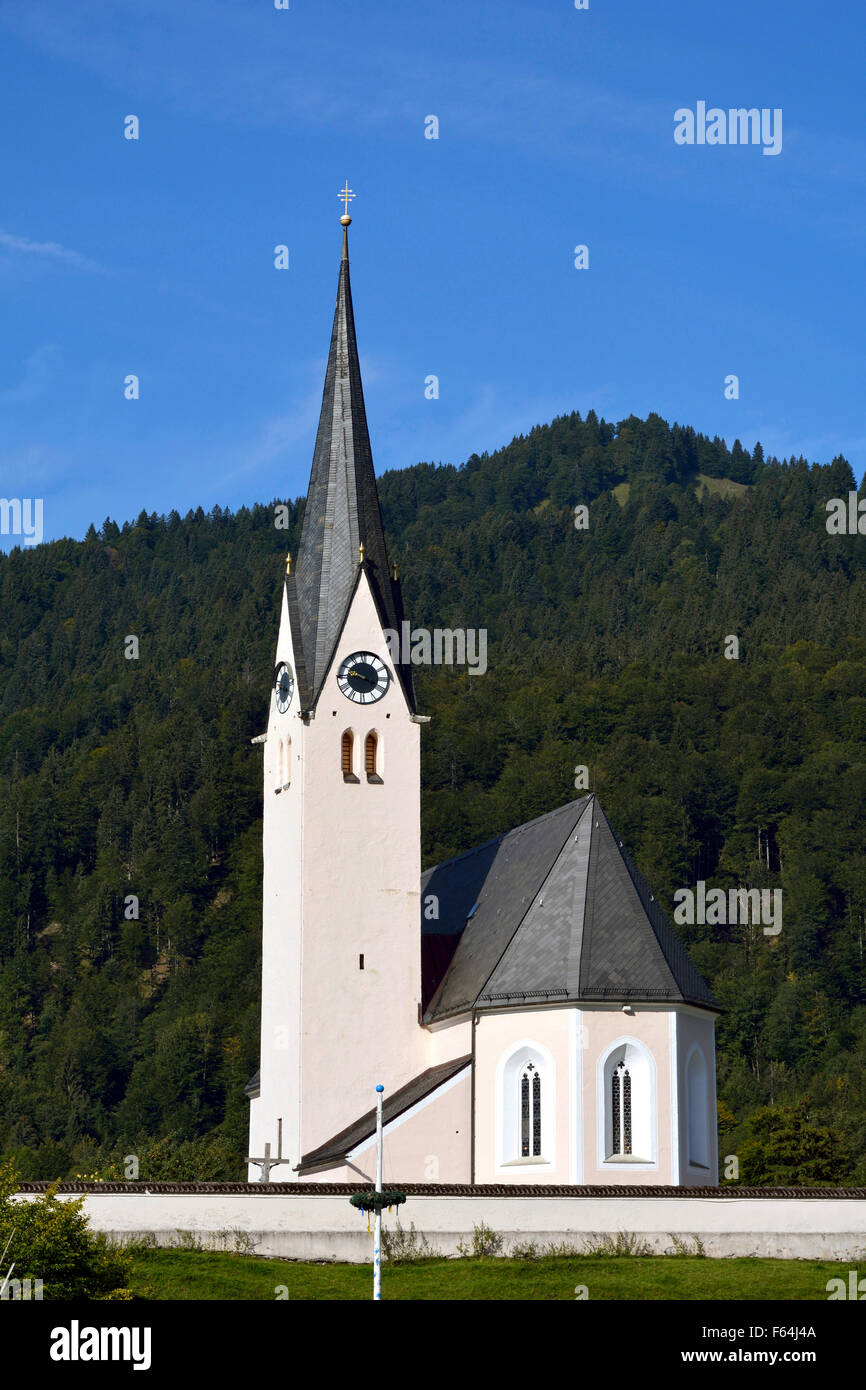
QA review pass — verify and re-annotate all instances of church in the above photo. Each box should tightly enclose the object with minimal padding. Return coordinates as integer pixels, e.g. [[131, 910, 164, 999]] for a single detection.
[[245, 205, 720, 1187]]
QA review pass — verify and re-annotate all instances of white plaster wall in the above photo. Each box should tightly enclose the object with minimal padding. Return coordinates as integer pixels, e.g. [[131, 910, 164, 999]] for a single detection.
[[304, 1069, 471, 1184], [425, 1017, 472, 1068], [474, 1008, 571, 1184], [38, 1192, 866, 1264], [474, 1005, 685, 1186], [581, 1007, 674, 1185], [298, 572, 427, 1157], [250, 582, 304, 1180], [677, 1009, 719, 1185]]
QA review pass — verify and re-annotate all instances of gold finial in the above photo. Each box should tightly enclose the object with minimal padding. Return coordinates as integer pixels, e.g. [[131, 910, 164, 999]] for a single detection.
[[339, 181, 354, 226], [285, 552, 292, 575], [359, 541, 365, 564], [392, 561, 398, 581]]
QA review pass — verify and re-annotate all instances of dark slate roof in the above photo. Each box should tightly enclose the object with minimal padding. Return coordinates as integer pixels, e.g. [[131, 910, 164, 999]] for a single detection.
[[283, 573, 313, 710], [293, 225, 414, 711], [423, 795, 719, 1022], [297, 1055, 471, 1173], [244, 1069, 260, 1099]]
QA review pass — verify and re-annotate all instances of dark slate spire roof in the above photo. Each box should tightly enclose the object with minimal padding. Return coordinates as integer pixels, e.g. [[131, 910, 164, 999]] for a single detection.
[[293, 223, 414, 710], [422, 795, 719, 1022]]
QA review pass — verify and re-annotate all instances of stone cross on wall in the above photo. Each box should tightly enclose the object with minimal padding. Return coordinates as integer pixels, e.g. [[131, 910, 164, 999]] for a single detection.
[[246, 1120, 292, 1183]]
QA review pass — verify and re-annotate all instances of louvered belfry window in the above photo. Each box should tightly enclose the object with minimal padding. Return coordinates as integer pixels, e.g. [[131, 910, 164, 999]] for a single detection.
[[520, 1062, 541, 1158], [364, 731, 378, 777], [341, 730, 354, 777], [612, 1060, 632, 1156]]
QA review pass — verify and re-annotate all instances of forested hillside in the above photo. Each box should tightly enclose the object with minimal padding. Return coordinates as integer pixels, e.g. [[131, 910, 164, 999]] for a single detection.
[[2, 410, 865, 1181]]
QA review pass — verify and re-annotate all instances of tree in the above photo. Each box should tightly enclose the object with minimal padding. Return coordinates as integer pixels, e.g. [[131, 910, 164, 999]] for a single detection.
[[737, 1102, 850, 1186]]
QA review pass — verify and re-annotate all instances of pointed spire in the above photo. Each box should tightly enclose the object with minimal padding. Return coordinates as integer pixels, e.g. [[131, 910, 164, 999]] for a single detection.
[[293, 204, 413, 710]]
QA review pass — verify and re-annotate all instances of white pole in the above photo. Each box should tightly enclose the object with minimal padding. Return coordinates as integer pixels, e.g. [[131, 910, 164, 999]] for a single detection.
[[0, 1231, 14, 1298], [373, 1083, 384, 1302]]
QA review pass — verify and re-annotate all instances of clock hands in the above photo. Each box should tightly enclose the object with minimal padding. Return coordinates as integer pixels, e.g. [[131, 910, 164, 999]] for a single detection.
[[338, 653, 389, 702]]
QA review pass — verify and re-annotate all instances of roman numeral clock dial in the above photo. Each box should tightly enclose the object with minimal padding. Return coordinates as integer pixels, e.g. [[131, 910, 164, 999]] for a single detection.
[[274, 663, 294, 713], [337, 651, 390, 704]]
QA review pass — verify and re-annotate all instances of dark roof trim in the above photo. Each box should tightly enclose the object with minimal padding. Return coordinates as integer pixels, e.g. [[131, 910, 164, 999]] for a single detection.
[[17, 1182, 866, 1199]]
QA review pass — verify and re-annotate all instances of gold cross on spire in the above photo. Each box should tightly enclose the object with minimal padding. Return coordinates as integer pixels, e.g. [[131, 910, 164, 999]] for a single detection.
[[339, 181, 355, 220]]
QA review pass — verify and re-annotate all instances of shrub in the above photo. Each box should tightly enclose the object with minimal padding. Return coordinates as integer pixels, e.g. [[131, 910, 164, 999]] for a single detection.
[[666, 1233, 707, 1257], [581, 1230, 651, 1257], [456, 1222, 503, 1258], [0, 1161, 132, 1300], [381, 1221, 438, 1263]]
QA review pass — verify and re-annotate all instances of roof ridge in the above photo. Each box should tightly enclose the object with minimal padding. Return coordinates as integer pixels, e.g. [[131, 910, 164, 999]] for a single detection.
[[422, 795, 592, 880], [474, 798, 593, 1004]]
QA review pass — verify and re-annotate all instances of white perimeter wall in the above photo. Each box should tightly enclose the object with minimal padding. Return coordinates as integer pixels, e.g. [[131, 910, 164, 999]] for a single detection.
[[21, 1192, 866, 1263]]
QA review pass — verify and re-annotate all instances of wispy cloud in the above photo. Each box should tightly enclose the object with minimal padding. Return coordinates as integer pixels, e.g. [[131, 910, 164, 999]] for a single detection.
[[205, 365, 326, 493], [1, 343, 61, 404], [0, 229, 107, 274]]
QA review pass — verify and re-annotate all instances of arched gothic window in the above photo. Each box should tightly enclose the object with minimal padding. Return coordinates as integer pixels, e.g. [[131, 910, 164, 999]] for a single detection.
[[499, 1043, 553, 1166], [602, 1041, 654, 1163], [520, 1062, 542, 1158], [611, 1060, 632, 1156]]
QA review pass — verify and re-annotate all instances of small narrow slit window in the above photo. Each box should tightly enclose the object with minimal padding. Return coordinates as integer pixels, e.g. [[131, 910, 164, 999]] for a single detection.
[[365, 731, 382, 782], [342, 730, 358, 782], [274, 739, 283, 793]]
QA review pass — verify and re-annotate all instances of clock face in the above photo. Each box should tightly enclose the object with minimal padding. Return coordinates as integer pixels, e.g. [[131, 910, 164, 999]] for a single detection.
[[274, 663, 294, 713], [337, 651, 390, 704]]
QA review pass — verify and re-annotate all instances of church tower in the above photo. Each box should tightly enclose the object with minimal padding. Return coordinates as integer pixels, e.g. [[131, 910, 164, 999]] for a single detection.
[[246, 205, 427, 1180]]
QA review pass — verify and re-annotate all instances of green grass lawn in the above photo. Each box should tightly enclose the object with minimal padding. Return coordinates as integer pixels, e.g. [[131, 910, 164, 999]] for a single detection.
[[127, 1249, 847, 1301]]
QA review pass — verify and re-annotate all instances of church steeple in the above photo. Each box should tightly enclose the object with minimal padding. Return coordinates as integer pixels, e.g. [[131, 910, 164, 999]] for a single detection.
[[293, 197, 413, 711]]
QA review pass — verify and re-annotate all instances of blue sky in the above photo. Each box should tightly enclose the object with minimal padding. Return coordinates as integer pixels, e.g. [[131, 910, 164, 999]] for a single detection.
[[1, 0, 863, 546]]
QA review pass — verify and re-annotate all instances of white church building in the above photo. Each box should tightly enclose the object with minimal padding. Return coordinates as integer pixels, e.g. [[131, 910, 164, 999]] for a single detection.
[[246, 210, 720, 1187]]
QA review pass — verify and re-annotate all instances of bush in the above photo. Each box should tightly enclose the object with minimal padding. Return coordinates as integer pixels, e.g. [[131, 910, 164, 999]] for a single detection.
[[666, 1233, 706, 1257], [456, 1222, 503, 1258], [581, 1230, 651, 1257], [381, 1220, 438, 1263], [0, 1161, 132, 1299]]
